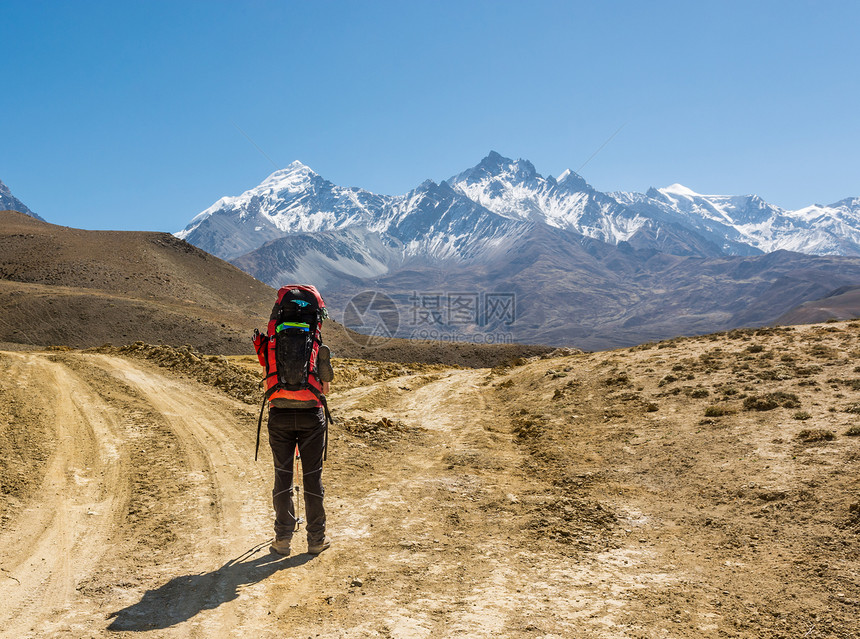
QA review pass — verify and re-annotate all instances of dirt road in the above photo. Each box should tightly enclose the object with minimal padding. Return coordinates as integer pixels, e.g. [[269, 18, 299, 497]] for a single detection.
[[1, 329, 858, 638], [0, 352, 584, 638]]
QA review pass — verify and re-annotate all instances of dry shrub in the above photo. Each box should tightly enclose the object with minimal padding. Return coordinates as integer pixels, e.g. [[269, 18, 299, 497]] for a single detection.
[[704, 404, 733, 417], [794, 365, 822, 377], [603, 372, 630, 386], [512, 415, 541, 440], [796, 429, 836, 443], [743, 392, 801, 411], [658, 374, 678, 387]]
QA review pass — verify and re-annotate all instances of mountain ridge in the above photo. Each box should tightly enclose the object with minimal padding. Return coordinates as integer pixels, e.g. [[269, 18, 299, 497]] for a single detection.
[[175, 152, 860, 349], [0, 178, 44, 221], [178, 151, 859, 261]]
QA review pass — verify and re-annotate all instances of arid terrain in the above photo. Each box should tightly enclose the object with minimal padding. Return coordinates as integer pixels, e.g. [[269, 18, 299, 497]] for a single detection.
[[1, 321, 858, 638], [0, 210, 550, 366]]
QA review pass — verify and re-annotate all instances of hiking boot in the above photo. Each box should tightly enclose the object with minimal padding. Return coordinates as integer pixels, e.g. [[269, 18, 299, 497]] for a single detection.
[[317, 345, 334, 383], [307, 536, 331, 555], [270, 537, 292, 556]]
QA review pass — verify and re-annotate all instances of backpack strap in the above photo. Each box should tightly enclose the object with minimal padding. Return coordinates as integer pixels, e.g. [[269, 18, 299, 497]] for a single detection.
[[255, 384, 282, 461], [306, 384, 334, 462]]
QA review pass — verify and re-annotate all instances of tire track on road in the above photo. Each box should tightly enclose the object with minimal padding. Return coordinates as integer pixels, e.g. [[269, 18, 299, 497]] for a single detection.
[[0, 353, 129, 638], [89, 354, 279, 638]]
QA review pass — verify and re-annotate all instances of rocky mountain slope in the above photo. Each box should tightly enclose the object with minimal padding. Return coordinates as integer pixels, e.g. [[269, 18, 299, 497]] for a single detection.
[[1, 179, 43, 221], [0, 210, 272, 352]]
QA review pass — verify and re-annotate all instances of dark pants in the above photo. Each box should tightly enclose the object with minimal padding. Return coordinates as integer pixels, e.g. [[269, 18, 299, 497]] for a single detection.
[[266, 406, 327, 543]]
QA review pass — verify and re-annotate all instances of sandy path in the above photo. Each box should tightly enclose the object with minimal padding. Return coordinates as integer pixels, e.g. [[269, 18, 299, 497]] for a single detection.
[[0, 353, 286, 638], [1, 351, 622, 638], [0, 353, 129, 637]]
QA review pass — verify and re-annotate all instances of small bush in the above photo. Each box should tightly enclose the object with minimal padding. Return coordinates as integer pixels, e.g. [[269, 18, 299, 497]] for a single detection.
[[794, 365, 822, 377], [845, 425, 860, 436], [793, 411, 812, 421], [746, 344, 764, 353], [743, 392, 801, 411], [704, 404, 732, 417], [658, 374, 678, 387], [603, 372, 630, 386], [796, 429, 836, 443], [807, 345, 837, 359], [689, 388, 710, 398]]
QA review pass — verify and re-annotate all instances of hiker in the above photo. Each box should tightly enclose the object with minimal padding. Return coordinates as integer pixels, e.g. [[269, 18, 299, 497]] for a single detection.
[[253, 285, 335, 557]]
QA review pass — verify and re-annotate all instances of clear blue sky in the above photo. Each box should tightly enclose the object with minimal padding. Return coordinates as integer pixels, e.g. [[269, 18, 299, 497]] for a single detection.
[[2, 0, 858, 231]]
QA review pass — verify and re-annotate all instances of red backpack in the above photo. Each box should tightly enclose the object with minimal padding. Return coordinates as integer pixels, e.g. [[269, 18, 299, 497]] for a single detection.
[[252, 285, 333, 460]]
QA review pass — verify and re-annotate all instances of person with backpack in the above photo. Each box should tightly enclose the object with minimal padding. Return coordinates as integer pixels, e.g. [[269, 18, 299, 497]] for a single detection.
[[252, 285, 335, 556]]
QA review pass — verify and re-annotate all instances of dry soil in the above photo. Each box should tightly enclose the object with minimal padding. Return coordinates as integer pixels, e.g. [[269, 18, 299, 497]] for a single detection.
[[1, 321, 859, 638]]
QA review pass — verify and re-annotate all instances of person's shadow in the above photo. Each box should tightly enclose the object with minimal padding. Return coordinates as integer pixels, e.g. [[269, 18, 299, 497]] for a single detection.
[[106, 541, 314, 631]]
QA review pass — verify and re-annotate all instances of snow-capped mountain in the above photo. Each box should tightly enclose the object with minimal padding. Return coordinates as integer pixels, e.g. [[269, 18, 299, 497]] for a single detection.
[[370, 179, 524, 261], [446, 152, 727, 257], [175, 153, 860, 348], [177, 151, 860, 266], [231, 226, 405, 290], [613, 185, 860, 257], [178, 159, 528, 265], [177, 161, 388, 260], [448, 151, 642, 239], [0, 178, 43, 221]]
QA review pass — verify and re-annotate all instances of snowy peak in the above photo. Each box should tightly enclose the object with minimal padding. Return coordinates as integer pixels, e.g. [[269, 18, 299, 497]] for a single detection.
[[449, 151, 539, 188], [618, 183, 860, 256], [257, 161, 319, 192], [176, 160, 389, 259], [447, 153, 642, 247], [660, 183, 701, 198], [828, 196, 860, 210], [556, 168, 590, 192], [0, 178, 43, 221]]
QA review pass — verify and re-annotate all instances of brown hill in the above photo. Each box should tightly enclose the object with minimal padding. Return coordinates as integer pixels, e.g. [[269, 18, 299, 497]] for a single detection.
[[773, 285, 860, 325], [0, 211, 549, 364], [0, 210, 273, 353]]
